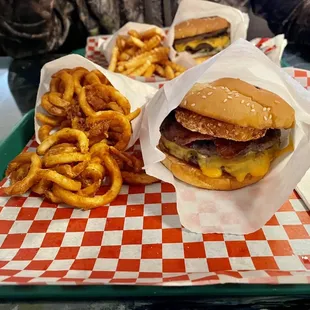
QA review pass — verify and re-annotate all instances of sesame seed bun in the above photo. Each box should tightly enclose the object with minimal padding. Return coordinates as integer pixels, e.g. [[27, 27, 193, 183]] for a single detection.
[[179, 78, 295, 130], [174, 17, 230, 40], [160, 146, 265, 190]]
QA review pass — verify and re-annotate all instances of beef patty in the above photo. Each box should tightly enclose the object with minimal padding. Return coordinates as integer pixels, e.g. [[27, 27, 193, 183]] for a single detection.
[[160, 113, 281, 160], [173, 29, 229, 46]]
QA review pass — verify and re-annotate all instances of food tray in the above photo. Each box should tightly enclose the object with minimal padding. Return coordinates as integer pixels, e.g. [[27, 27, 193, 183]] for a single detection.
[[1, 111, 310, 284], [0, 73, 310, 300]]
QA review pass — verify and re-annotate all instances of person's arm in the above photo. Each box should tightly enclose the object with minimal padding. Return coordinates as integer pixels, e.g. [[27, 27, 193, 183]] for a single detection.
[[250, 0, 310, 47], [0, 0, 71, 58]]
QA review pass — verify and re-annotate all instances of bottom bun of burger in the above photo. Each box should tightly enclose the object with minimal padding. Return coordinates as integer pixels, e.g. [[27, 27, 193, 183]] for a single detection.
[[160, 149, 265, 191]]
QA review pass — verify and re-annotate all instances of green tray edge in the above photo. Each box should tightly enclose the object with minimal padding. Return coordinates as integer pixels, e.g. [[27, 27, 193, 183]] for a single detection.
[[1, 110, 310, 300], [0, 109, 35, 179], [0, 284, 309, 301]]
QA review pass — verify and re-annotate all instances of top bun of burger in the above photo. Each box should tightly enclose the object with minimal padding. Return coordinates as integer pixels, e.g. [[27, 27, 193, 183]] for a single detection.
[[159, 78, 295, 191], [175, 17, 230, 40], [179, 78, 295, 130]]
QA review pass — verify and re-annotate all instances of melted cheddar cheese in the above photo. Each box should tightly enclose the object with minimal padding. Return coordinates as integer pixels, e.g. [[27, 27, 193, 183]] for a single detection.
[[174, 35, 230, 53], [161, 136, 291, 183], [197, 151, 272, 182]]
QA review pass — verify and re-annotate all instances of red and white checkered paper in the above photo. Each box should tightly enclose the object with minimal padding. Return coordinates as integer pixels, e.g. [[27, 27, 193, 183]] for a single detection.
[[250, 35, 287, 66], [0, 69, 309, 286]]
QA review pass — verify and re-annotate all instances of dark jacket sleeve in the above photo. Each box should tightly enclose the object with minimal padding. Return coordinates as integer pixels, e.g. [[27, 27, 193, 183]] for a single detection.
[[251, 0, 310, 47], [0, 0, 72, 58]]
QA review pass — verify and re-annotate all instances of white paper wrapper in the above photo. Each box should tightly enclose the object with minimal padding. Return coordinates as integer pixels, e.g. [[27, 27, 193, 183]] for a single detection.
[[140, 39, 310, 235], [99, 22, 166, 63], [251, 34, 288, 66], [165, 0, 249, 66], [35, 54, 157, 148]]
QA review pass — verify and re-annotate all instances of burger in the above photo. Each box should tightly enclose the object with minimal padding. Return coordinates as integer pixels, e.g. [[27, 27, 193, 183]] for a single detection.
[[159, 78, 295, 190], [173, 17, 231, 61]]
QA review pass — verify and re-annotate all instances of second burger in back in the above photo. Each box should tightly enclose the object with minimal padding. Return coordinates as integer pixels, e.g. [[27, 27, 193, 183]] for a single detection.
[[159, 78, 295, 190], [173, 17, 231, 62]]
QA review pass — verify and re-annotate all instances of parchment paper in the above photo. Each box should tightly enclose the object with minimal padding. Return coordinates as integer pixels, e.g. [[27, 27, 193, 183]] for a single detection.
[[34, 54, 157, 149], [99, 22, 165, 63], [140, 39, 310, 234]]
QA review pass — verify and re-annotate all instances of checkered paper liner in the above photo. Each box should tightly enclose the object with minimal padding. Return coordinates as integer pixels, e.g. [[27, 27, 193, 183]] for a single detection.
[[284, 67, 310, 91], [250, 35, 287, 66], [0, 68, 310, 286]]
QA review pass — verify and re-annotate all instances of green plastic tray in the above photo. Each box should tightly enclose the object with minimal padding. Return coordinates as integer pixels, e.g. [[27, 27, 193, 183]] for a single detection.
[[0, 109, 35, 179], [0, 109, 309, 301]]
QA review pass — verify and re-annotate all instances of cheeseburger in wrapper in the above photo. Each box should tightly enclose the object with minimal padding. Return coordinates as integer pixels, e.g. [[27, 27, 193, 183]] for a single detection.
[[166, 0, 249, 65], [159, 78, 295, 190], [173, 17, 231, 63]]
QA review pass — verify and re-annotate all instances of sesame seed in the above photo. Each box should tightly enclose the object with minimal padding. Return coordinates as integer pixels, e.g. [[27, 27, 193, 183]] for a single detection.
[[202, 95, 206, 99], [220, 86, 225, 89], [251, 104, 254, 109], [218, 123, 222, 127], [184, 100, 187, 105], [191, 103, 195, 107], [246, 103, 250, 106], [207, 92, 213, 95], [263, 107, 267, 112], [191, 92, 194, 95], [269, 114, 272, 119], [264, 116, 268, 121], [227, 96, 232, 99], [251, 109, 255, 112], [226, 130, 229, 134], [275, 100, 280, 103], [223, 99, 228, 103], [235, 94, 239, 97], [197, 92, 200, 95], [267, 107, 271, 111], [241, 100, 245, 104]]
